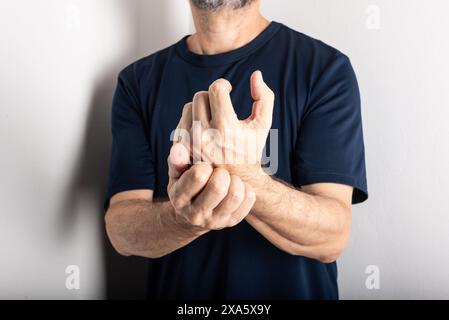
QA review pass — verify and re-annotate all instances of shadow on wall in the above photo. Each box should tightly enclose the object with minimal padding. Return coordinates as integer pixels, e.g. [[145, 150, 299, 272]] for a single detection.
[[61, 1, 174, 299]]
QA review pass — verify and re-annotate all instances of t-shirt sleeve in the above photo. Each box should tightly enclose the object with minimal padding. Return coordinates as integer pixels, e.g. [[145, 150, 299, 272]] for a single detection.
[[294, 54, 368, 204], [104, 66, 155, 210]]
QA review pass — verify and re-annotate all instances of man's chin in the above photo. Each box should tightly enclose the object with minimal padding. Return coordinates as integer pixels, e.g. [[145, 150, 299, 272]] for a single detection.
[[190, 0, 254, 11]]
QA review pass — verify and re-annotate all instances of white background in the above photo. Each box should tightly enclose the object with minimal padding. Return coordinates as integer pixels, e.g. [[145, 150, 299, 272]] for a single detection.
[[1, 0, 448, 299]]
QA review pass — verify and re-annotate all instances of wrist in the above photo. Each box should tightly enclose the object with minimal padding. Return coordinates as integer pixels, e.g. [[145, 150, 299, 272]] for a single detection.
[[226, 164, 267, 183], [246, 167, 271, 194], [170, 208, 209, 237]]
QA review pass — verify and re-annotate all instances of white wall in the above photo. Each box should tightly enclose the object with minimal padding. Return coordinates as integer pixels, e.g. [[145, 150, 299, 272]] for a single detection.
[[0, 0, 448, 299], [260, 0, 449, 299], [0, 0, 190, 299]]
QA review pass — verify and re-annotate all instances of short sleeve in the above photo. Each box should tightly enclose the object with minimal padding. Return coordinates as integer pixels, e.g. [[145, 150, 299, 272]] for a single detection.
[[104, 66, 155, 209], [294, 54, 368, 204]]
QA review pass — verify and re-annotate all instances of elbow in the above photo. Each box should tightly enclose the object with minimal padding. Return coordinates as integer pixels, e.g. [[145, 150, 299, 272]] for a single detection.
[[318, 208, 352, 263], [317, 230, 351, 264], [104, 208, 168, 259], [317, 250, 343, 264], [144, 251, 168, 259], [110, 243, 132, 257], [104, 209, 132, 257], [289, 226, 351, 264], [114, 247, 132, 257], [286, 245, 344, 263]]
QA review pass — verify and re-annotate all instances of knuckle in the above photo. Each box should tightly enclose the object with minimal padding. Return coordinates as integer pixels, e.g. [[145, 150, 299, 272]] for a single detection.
[[191, 166, 210, 184], [193, 91, 209, 102], [210, 180, 228, 195], [214, 167, 230, 178], [210, 168, 230, 193], [188, 213, 203, 226], [172, 197, 186, 211], [209, 79, 230, 95], [194, 172, 209, 184], [229, 175, 244, 199], [204, 221, 215, 230], [230, 190, 244, 203], [190, 201, 205, 215], [205, 219, 224, 231]]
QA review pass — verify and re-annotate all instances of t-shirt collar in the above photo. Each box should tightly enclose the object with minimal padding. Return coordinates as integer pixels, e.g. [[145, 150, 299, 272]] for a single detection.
[[175, 21, 282, 67]]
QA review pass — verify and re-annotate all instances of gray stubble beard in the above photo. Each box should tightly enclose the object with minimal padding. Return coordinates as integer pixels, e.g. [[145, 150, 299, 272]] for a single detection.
[[190, 0, 255, 11]]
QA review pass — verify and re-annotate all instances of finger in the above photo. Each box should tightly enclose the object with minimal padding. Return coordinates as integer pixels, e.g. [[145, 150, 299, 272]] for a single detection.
[[178, 102, 193, 130], [228, 182, 256, 226], [173, 102, 192, 147], [212, 175, 245, 217], [191, 92, 211, 162], [172, 162, 214, 208], [192, 91, 211, 127], [192, 167, 231, 213], [208, 79, 238, 124], [168, 143, 191, 179], [248, 70, 275, 127]]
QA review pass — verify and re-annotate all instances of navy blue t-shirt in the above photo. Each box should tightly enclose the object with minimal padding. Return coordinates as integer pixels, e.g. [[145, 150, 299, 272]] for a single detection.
[[105, 22, 368, 299]]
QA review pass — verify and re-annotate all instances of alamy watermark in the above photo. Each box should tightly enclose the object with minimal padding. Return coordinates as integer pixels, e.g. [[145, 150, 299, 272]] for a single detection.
[[65, 265, 80, 290], [65, 5, 81, 31], [365, 5, 381, 30], [365, 265, 380, 290], [171, 121, 279, 176]]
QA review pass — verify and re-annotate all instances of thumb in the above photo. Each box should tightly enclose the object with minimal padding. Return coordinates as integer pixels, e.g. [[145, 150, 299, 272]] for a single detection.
[[249, 70, 275, 126], [168, 143, 190, 179]]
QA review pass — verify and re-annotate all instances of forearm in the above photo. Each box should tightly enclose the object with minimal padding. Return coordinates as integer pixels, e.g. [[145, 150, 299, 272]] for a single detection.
[[246, 175, 351, 262], [105, 199, 206, 258]]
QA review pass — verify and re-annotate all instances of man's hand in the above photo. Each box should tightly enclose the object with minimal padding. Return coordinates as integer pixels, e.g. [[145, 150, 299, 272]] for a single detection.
[[174, 70, 275, 182], [170, 71, 353, 262], [167, 143, 256, 231], [104, 143, 255, 259]]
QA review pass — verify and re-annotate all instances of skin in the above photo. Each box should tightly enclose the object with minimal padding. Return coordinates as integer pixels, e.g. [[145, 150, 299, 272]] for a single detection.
[[105, 0, 352, 263], [106, 145, 256, 258]]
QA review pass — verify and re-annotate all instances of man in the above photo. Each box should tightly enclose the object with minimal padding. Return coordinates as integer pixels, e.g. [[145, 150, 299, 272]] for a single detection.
[[104, 0, 367, 299]]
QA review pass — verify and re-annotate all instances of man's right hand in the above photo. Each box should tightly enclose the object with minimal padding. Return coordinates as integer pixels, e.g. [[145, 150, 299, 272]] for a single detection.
[[167, 143, 256, 231]]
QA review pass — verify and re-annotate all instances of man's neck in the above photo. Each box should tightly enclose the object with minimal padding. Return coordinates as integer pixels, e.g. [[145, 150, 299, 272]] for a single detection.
[[187, 4, 269, 55]]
